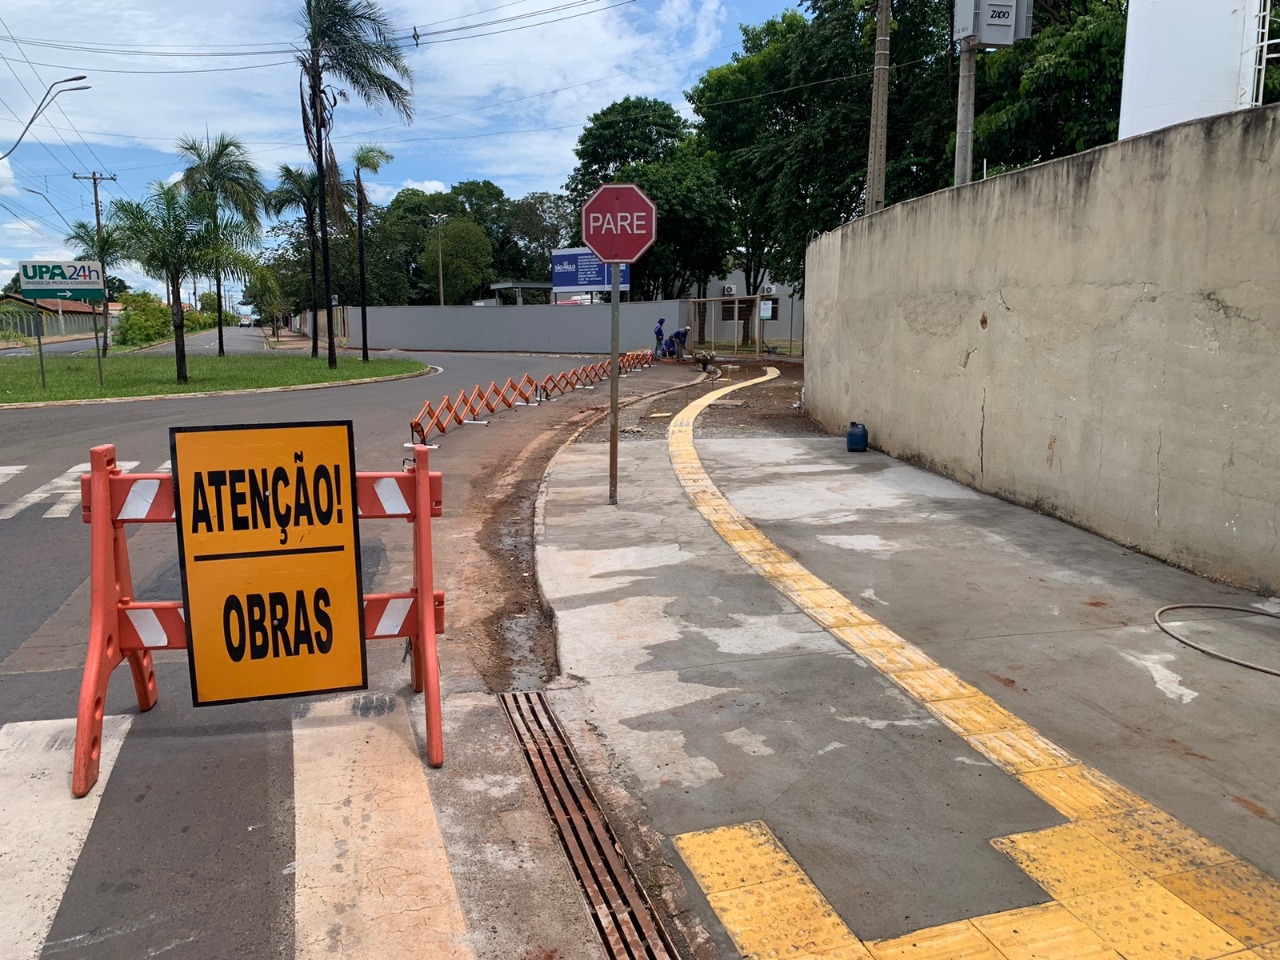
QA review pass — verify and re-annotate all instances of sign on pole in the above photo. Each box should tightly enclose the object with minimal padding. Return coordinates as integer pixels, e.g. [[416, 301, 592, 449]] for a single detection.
[[580, 183, 658, 507], [581, 184, 658, 264], [19, 260, 107, 301], [171, 422, 367, 706]]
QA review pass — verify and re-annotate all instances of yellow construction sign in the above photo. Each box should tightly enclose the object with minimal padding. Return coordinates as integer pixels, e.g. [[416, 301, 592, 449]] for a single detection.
[[171, 422, 366, 705]]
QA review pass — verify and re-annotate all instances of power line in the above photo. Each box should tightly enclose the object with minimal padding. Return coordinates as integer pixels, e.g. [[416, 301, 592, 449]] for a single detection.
[[0, 14, 124, 197]]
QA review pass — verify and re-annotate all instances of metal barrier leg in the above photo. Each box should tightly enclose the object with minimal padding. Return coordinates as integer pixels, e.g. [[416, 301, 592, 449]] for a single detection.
[[413, 445, 444, 767]]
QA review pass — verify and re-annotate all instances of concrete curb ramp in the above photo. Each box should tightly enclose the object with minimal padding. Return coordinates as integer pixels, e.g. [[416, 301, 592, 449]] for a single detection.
[[666, 368, 1280, 960]]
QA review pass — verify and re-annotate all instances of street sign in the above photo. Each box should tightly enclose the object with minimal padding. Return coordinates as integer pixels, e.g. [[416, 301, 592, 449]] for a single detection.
[[551, 248, 630, 293], [170, 422, 367, 706], [19, 260, 106, 301], [581, 184, 657, 264]]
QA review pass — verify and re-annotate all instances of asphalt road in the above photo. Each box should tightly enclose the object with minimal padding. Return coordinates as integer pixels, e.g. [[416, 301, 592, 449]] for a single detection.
[[0, 334, 104, 358], [0, 351, 647, 960]]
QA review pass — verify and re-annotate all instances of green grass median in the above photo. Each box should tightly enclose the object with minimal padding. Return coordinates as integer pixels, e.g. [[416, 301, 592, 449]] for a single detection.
[[0, 353, 427, 404]]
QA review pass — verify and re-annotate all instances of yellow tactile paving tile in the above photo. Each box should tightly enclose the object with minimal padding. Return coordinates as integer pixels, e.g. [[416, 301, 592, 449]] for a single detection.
[[892, 668, 983, 702], [966, 728, 1077, 776], [707, 875, 866, 959], [856, 642, 941, 674], [969, 902, 1122, 960], [672, 821, 804, 895], [773, 572, 835, 594], [832, 623, 907, 649], [1156, 859, 1280, 948], [1061, 877, 1246, 960], [992, 824, 1148, 899], [803, 603, 885, 631], [1080, 808, 1237, 878], [1250, 942, 1280, 959], [926, 695, 1025, 736], [866, 919, 1003, 959], [1015, 766, 1146, 820]]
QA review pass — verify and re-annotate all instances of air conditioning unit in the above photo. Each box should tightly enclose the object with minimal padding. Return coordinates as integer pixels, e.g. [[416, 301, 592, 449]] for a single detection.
[[762, 284, 777, 296], [723, 284, 737, 296]]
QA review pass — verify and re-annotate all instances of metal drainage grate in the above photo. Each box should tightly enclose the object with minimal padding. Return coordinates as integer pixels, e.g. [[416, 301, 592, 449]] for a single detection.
[[499, 691, 679, 960]]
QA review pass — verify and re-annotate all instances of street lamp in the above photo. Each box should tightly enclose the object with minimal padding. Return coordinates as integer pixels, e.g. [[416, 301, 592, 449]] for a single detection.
[[0, 76, 90, 161], [429, 213, 446, 306], [22, 187, 71, 230]]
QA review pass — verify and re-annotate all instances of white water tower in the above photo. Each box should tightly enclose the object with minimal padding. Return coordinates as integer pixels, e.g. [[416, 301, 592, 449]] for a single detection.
[[1119, 0, 1276, 139]]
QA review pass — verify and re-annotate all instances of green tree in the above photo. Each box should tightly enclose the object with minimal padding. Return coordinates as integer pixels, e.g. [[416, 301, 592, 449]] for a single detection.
[[509, 191, 575, 282], [267, 164, 321, 356], [973, 3, 1128, 170], [110, 182, 221, 383], [177, 132, 267, 356], [566, 97, 690, 203], [421, 219, 493, 305], [296, 0, 413, 369], [351, 143, 393, 361], [106, 275, 130, 299], [621, 148, 734, 301], [2, 273, 19, 295], [382, 188, 464, 303]]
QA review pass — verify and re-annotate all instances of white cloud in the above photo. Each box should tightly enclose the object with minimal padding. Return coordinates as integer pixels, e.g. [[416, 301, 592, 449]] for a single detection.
[[365, 177, 448, 203], [0, 0, 760, 270]]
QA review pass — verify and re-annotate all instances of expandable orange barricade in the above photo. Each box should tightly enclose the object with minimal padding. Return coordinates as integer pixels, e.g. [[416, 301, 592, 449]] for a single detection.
[[72, 442, 446, 798], [410, 351, 652, 444]]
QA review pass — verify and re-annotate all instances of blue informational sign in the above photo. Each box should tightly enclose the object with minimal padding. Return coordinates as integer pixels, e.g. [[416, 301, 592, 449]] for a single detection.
[[551, 248, 631, 293]]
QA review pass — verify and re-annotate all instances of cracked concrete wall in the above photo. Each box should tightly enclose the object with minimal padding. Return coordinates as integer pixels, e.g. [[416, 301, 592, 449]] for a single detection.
[[804, 104, 1280, 592]]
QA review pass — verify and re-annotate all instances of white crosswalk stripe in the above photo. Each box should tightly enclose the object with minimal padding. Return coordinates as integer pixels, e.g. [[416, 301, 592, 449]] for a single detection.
[[0, 461, 144, 520], [0, 716, 131, 960]]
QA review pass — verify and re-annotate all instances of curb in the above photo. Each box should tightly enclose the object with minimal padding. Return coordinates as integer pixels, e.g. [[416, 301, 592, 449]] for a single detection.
[[0, 365, 439, 411]]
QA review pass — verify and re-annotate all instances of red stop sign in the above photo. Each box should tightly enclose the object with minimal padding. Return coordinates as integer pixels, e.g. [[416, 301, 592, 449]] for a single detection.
[[581, 183, 657, 263]]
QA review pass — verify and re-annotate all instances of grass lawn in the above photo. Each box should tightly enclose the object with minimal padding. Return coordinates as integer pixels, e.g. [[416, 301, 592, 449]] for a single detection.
[[0, 353, 427, 404]]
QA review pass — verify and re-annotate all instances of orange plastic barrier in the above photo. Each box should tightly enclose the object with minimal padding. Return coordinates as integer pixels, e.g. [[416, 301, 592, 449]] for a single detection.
[[72, 442, 446, 798], [410, 351, 652, 444]]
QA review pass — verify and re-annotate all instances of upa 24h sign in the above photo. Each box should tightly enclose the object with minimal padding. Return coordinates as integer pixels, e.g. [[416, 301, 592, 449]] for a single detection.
[[171, 422, 367, 705]]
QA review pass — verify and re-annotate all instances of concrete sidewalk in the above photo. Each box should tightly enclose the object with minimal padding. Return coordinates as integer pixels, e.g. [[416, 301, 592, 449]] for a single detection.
[[536, 370, 1280, 959]]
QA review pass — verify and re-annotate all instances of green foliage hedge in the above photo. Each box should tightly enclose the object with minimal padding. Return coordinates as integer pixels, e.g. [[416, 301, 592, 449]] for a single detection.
[[114, 291, 217, 345]]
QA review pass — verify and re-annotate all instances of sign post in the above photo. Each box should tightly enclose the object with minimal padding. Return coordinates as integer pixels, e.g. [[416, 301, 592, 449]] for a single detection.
[[170, 421, 367, 705], [20, 259, 106, 385], [580, 183, 657, 506]]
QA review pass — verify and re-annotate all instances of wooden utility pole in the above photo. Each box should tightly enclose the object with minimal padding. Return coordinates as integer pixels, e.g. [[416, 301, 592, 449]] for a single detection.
[[71, 170, 116, 378], [955, 37, 976, 186], [866, 0, 892, 214]]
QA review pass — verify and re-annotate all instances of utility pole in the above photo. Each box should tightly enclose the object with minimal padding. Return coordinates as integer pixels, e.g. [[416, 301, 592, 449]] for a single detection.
[[954, 36, 976, 186], [71, 171, 116, 373], [429, 214, 446, 306], [866, 0, 892, 215]]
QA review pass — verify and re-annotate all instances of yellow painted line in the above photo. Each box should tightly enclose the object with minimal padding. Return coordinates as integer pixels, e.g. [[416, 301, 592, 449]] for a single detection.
[[666, 370, 1280, 960]]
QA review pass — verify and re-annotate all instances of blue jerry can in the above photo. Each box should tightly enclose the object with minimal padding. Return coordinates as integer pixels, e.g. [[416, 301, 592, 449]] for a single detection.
[[846, 422, 868, 452]]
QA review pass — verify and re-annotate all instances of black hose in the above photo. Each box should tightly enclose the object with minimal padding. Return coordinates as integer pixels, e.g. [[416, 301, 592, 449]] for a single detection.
[[1153, 604, 1280, 677]]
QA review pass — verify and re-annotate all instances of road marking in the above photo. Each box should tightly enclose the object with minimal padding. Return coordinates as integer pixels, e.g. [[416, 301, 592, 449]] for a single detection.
[[668, 370, 1280, 959], [0, 465, 27, 488], [0, 461, 138, 519], [292, 696, 474, 960], [0, 716, 131, 960]]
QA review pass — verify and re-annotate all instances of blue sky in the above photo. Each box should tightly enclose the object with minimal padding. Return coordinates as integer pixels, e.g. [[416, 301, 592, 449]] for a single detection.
[[0, 0, 795, 300]]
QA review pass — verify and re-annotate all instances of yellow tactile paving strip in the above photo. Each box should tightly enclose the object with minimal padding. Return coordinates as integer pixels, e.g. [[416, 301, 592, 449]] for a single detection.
[[667, 369, 1280, 960]]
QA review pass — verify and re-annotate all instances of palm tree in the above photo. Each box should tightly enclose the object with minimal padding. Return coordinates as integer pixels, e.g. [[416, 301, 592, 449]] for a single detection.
[[296, 0, 413, 369], [267, 164, 321, 357], [177, 133, 266, 357], [110, 182, 221, 383], [65, 219, 123, 356], [351, 143, 392, 362]]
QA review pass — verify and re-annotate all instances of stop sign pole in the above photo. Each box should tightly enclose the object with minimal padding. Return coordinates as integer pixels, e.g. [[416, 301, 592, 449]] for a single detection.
[[580, 184, 657, 505]]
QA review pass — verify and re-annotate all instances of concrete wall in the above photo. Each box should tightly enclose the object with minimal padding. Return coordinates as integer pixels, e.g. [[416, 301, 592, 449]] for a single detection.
[[804, 104, 1280, 592], [321, 300, 690, 354]]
